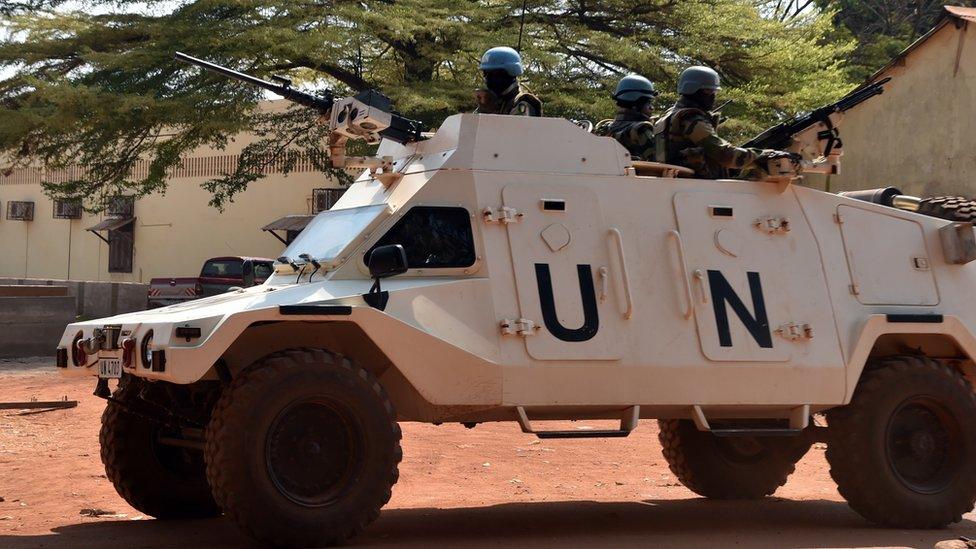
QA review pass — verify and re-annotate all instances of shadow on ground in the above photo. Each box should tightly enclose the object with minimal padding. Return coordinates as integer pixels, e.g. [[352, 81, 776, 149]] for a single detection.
[[4, 498, 973, 548]]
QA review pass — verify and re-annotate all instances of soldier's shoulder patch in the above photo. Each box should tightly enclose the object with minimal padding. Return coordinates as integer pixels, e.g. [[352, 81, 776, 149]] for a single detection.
[[686, 119, 715, 143]]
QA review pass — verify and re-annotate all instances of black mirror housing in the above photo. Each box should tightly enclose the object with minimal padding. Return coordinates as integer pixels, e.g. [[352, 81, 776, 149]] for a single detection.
[[368, 244, 408, 279]]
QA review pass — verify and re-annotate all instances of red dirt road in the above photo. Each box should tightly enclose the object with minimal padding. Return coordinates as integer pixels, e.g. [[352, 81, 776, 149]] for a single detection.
[[2, 362, 975, 548]]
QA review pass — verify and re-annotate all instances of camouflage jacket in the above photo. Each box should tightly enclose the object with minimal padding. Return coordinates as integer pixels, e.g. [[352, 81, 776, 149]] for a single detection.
[[654, 98, 764, 179], [474, 83, 542, 117], [595, 107, 656, 161]]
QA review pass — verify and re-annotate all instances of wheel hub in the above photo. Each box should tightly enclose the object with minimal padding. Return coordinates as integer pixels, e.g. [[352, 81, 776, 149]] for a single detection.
[[886, 398, 960, 494], [266, 400, 364, 507], [909, 430, 936, 458]]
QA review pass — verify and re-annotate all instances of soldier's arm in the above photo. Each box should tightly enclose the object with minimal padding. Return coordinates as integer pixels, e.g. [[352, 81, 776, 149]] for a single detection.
[[683, 116, 762, 169], [625, 124, 657, 161]]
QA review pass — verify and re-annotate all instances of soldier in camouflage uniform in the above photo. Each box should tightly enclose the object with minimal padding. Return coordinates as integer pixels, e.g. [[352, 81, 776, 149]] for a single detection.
[[474, 47, 542, 117], [654, 66, 796, 179], [595, 74, 658, 160]]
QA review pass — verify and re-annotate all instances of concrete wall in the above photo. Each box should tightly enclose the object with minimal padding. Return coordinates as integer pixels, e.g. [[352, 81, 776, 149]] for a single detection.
[[0, 100, 344, 283], [0, 294, 75, 358], [0, 278, 148, 319], [826, 21, 976, 197]]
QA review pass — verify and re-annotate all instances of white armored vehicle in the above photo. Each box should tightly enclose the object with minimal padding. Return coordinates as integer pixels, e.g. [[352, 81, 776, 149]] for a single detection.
[[56, 56, 976, 546]]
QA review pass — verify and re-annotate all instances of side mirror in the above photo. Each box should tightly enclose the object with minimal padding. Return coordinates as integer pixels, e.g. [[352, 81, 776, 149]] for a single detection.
[[367, 244, 408, 279], [241, 260, 256, 287]]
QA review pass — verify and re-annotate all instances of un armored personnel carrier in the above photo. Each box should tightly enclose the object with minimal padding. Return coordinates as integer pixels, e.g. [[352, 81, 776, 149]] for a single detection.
[[55, 55, 976, 546]]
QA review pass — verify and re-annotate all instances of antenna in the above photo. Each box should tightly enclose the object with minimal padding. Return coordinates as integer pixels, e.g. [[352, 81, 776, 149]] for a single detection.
[[516, 0, 528, 52]]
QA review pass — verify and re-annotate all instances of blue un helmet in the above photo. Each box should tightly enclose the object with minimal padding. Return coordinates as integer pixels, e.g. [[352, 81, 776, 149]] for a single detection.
[[613, 74, 658, 104], [479, 47, 524, 77], [677, 66, 721, 95]]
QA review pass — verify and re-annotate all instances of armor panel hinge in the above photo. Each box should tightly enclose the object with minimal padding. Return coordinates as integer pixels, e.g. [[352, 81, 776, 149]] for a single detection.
[[501, 318, 538, 336], [775, 322, 814, 342], [755, 216, 791, 235], [483, 206, 523, 224]]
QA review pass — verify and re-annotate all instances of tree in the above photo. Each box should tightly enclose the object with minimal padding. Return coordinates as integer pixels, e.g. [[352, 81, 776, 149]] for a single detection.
[[0, 0, 854, 210], [816, 0, 976, 81]]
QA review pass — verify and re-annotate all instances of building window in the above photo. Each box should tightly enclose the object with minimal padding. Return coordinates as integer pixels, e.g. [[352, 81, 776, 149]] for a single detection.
[[54, 199, 83, 219], [106, 196, 135, 217], [6, 201, 35, 221], [108, 223, 134, 273], [366, 206, 475, 269], [312, 188, 346, 214]]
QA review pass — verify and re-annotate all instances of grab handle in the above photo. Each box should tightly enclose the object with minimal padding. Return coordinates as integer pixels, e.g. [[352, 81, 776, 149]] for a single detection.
[[608, 228, 634, 319], [668, 230, 694, 319]]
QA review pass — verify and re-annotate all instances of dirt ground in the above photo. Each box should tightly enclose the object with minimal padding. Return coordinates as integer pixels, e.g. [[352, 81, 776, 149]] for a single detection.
[[2, 361, 975, 548]]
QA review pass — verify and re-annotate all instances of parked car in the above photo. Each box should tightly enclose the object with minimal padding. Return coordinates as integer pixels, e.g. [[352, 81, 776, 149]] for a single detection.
[[147, 256, 273, 308]]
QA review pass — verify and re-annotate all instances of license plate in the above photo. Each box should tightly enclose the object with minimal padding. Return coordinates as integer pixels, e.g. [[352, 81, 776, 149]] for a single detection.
[[98, 359, 122, 379]]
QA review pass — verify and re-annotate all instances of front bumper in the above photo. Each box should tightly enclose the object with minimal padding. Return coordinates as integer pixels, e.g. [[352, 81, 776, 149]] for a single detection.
[[56, 315, 222, 383]]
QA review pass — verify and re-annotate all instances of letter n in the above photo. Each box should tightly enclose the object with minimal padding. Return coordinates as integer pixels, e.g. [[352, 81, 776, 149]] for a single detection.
[[706, 270, 772, 349]]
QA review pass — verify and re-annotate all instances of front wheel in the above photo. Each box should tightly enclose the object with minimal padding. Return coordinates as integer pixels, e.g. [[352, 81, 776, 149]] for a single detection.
[[826, 356, 976, 528], [205, 349, 402, 547], [100, 379, 219, 519]]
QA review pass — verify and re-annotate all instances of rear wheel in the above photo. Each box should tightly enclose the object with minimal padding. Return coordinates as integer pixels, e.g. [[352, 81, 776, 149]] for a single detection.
[[100, 378, 219, 519], [657, 419, 809, 499], [205, 348, 401, 547], [826, 356, 976, 528]]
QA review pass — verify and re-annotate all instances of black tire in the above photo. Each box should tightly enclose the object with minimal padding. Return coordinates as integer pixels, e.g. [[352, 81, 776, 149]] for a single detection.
[[100, 379, 220, 519], [917, 196, 976, 223], [658, 419, 809, 499], [205, 348, 401, 547], [826, 356, 976, 528]]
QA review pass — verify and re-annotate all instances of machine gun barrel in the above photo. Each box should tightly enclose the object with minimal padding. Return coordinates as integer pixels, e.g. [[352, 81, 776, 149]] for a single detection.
[[175, 51, 424, 144], [743, 77, 892, 150], [174, 51, 334, 113]]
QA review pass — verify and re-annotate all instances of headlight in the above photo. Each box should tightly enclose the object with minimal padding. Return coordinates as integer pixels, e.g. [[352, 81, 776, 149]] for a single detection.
[[141, 330, 154, 369], [71, 331, 86, 367]]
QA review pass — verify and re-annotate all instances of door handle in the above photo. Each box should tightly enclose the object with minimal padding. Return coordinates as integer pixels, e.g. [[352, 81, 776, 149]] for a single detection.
[[668, 230, 694, 319]]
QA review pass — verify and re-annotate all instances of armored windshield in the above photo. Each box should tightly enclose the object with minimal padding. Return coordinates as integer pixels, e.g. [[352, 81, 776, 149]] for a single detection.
[[283, 204, 387, 262]]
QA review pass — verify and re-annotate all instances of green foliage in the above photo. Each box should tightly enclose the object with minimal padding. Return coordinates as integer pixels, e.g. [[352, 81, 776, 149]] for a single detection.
[[816, 0, 976, 81], [0, 0, 855, 209]]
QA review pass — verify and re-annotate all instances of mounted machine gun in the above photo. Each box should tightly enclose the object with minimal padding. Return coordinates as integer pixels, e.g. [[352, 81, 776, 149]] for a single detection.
[[174, 52, 426, 184]]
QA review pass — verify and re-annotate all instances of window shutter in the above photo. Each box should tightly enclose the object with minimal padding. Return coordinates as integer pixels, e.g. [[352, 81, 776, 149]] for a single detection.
[[108, 224, 134, 273]]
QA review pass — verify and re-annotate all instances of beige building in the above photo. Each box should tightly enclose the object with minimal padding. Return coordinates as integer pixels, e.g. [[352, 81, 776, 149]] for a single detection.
[[0, 100, 344, 282], [826, 6, 976, 197]]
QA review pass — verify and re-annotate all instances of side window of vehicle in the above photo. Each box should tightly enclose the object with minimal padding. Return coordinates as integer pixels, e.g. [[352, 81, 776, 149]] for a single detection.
[[367, 206, 475, 269]]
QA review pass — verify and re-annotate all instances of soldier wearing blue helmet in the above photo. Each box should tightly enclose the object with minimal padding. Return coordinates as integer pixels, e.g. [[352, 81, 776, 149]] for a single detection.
[[654, 66, 796, 178], [595, 74, 659, 160], [474, 47, 542, 116]]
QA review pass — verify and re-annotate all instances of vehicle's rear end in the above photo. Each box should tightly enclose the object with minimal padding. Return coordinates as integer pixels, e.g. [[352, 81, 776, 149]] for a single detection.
[[147, 277, 201, 308]]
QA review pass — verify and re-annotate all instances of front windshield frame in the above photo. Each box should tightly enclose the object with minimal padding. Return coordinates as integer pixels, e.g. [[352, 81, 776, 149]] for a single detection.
[[280, 204, 389, 267]]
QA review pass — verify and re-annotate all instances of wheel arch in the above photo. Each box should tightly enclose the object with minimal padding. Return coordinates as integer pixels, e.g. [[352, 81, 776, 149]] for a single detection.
[[210, 320, 498, 422], [845, 315, 976, 402]]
